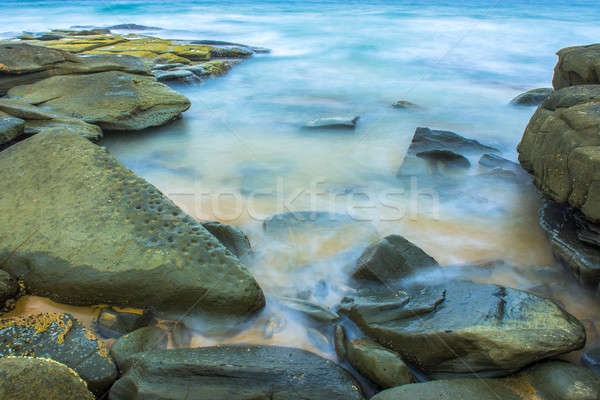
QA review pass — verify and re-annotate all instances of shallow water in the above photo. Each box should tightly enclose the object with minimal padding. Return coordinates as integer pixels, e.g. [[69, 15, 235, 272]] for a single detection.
[[3, 0, 600, 363]]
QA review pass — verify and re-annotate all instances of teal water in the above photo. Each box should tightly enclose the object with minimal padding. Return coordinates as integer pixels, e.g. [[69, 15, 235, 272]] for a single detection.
[[3, 1, 600, 357]]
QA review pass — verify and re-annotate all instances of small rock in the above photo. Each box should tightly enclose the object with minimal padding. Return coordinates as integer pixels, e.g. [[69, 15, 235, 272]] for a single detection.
[[202, 221, 253, 260], [346, 338, 414, 388], [416, 149, 471, 172], [0, 312, 118, 395], [334, 325, 347, 361], [304, 116, 359, 130], [96, 308, 155, 338], [110, 326, 168, 371], [478, 153, 519, 171], [392, 100, 422, 110], [107, 24, 162, 31], [408, 127, 498, 155], [152, 69, 198, 82], [0, 357, 94, 400], [275, 296, 340, 323], [582, 346, 600, 375], [352, 234, 439, 283], [510, 88, 553, 106], [0, 270, 18, 304], [170, 321, 192, 349]]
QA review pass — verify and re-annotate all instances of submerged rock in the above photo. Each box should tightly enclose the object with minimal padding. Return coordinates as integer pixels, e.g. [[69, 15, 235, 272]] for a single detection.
[[346, 338, 414, 389], [304, 116, 359, 130], [7, 70, 190, 130], [0, 312, 117, 395], [518, 85, 600, 222], [339, 280, 585, 379], [107, 24, 162, 31], [372, 361, 600, 400], [109, 345, 364, 400], [274, 296, 340, 323], [110, 326, 168, 370], [478, 153, 519, 171], [263, 211, 356, 234], [553, 43, 600, 89], [0, 129, 265, 316], [510, 88, 553, 106], [407, 127, 498, 155], [416, 149, 471, 172], [0, 357, 94, 400], [538, 200, 600, 288], [201, 221, 253, 260], [392, 100, 422, 110], [582, 346, 600, 375], [352, 235, 439, 283], [96, 308, 155, 338]]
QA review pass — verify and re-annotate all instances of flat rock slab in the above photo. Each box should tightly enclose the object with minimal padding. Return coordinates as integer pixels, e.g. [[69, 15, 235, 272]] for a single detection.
[[372, 361, 600, 400], [304, 116, 359, 130], [0, 129, 265, 316], [339, 280, 585, 379], [7, 70, 190, 130], [110, 345, 364, 400], [0, 313, 116, 395], [517, 85, 600, 222], [0, 357, 94, 400]]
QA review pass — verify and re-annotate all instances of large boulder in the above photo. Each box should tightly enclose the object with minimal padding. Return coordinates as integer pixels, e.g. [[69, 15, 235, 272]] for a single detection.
[[553, 43, 600, 89], [352, 234, 439, 283], [0, 312, 117, 395], [0, 357, 94, 400], [517, 85, 600, 222], [339, 280, 585, 379], [6, 70, 190, 130], [372, 361, 600, 400], [0, 129, 265, 317], [109, 345, 365, 400]]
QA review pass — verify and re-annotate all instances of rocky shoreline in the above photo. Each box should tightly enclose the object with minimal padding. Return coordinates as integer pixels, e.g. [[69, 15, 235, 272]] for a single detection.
[[0, 27, 599, 399]]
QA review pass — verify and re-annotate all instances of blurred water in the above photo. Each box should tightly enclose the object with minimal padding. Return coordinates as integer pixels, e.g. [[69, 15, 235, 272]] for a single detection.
[[3, 0, 600, 359]]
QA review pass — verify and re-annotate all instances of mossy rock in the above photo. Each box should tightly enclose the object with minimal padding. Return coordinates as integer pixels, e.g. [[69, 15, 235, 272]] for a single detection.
[[517, 85, 600, 222], [553, 43, 600, 89], [25, 36, 127, 53], [7, 70, 190, 130], [0, 312, 117, 395], [93, 38, 212, 61], [0, 129, 265, 317], [0, 357, 94, 400], [110, 345, 365, 400], [339, 280, 585, 379]]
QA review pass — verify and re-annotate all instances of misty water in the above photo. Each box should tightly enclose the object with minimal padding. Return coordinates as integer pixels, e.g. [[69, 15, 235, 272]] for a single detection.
[[3, 0, 600, 361]]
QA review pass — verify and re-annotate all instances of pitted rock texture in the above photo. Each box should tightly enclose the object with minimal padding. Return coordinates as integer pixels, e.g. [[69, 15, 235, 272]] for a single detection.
[[517, 85, 600, 222], [0, 313, 116, 395], [7, 70, 190, 130], [0, 129, 265, 317]]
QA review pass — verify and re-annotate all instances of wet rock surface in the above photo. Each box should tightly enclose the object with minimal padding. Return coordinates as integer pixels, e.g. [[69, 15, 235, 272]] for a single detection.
[[339, 279, 585, 379], [510, 88, 553, 106], [109, 345, 365, 400], [96, 308, 156, 338], [0, 357, 94, 400], [304, 116, 359, 130], [0, 129, 265, 316], [372, 361, 600, 400], [407, 127, 498, 155], [0, 111, 25, 147], [0, 312, 117, 395], [202, 221, 253, 260], [110, 326, 168, 370]]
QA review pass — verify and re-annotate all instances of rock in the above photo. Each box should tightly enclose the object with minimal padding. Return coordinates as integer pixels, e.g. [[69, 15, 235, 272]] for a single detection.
[[372, 361, 600, 400], [346, 338, 413, 388], [407, 127, 498, 155], [517, 85, 600, 222], [510, 88, 553, 106], [574, 212, 600, 247], [0, 129, 265, 316], [553, 43, 600, 89], [0, 270, 18, 303], [334, 325, 347, 361], [192, 40, 271, 54], [304, 116, 359, 130], [180, 60, 233, 77], [538, 200, 600, 288], [274, 296, 340, 323], [339, 280, 585, 379], [0, 111, 25, 146], [201, 221, 253, 260], [392, 100, 422, 110], [416, 150, 471, 171], [582, 346, 600, 375], [110, 345, 364, 400], [208, 47, 253, 58], [0, 312, 117, 395], [0, 44, 149, 91], [96, 308, 155, 338], [7, 70, 190, 130], [263, 211, 354, 234], [0, 357, 94, 400], [478, 153, 519, 171], [352, 235, 439, 283], [170, 321, 192, 348], [110, 327, 168, 370], [261, 313, 287, 339], [107, 24, 162, 30], [19, 32, 66, 41], [152, 68, 198, 82]]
